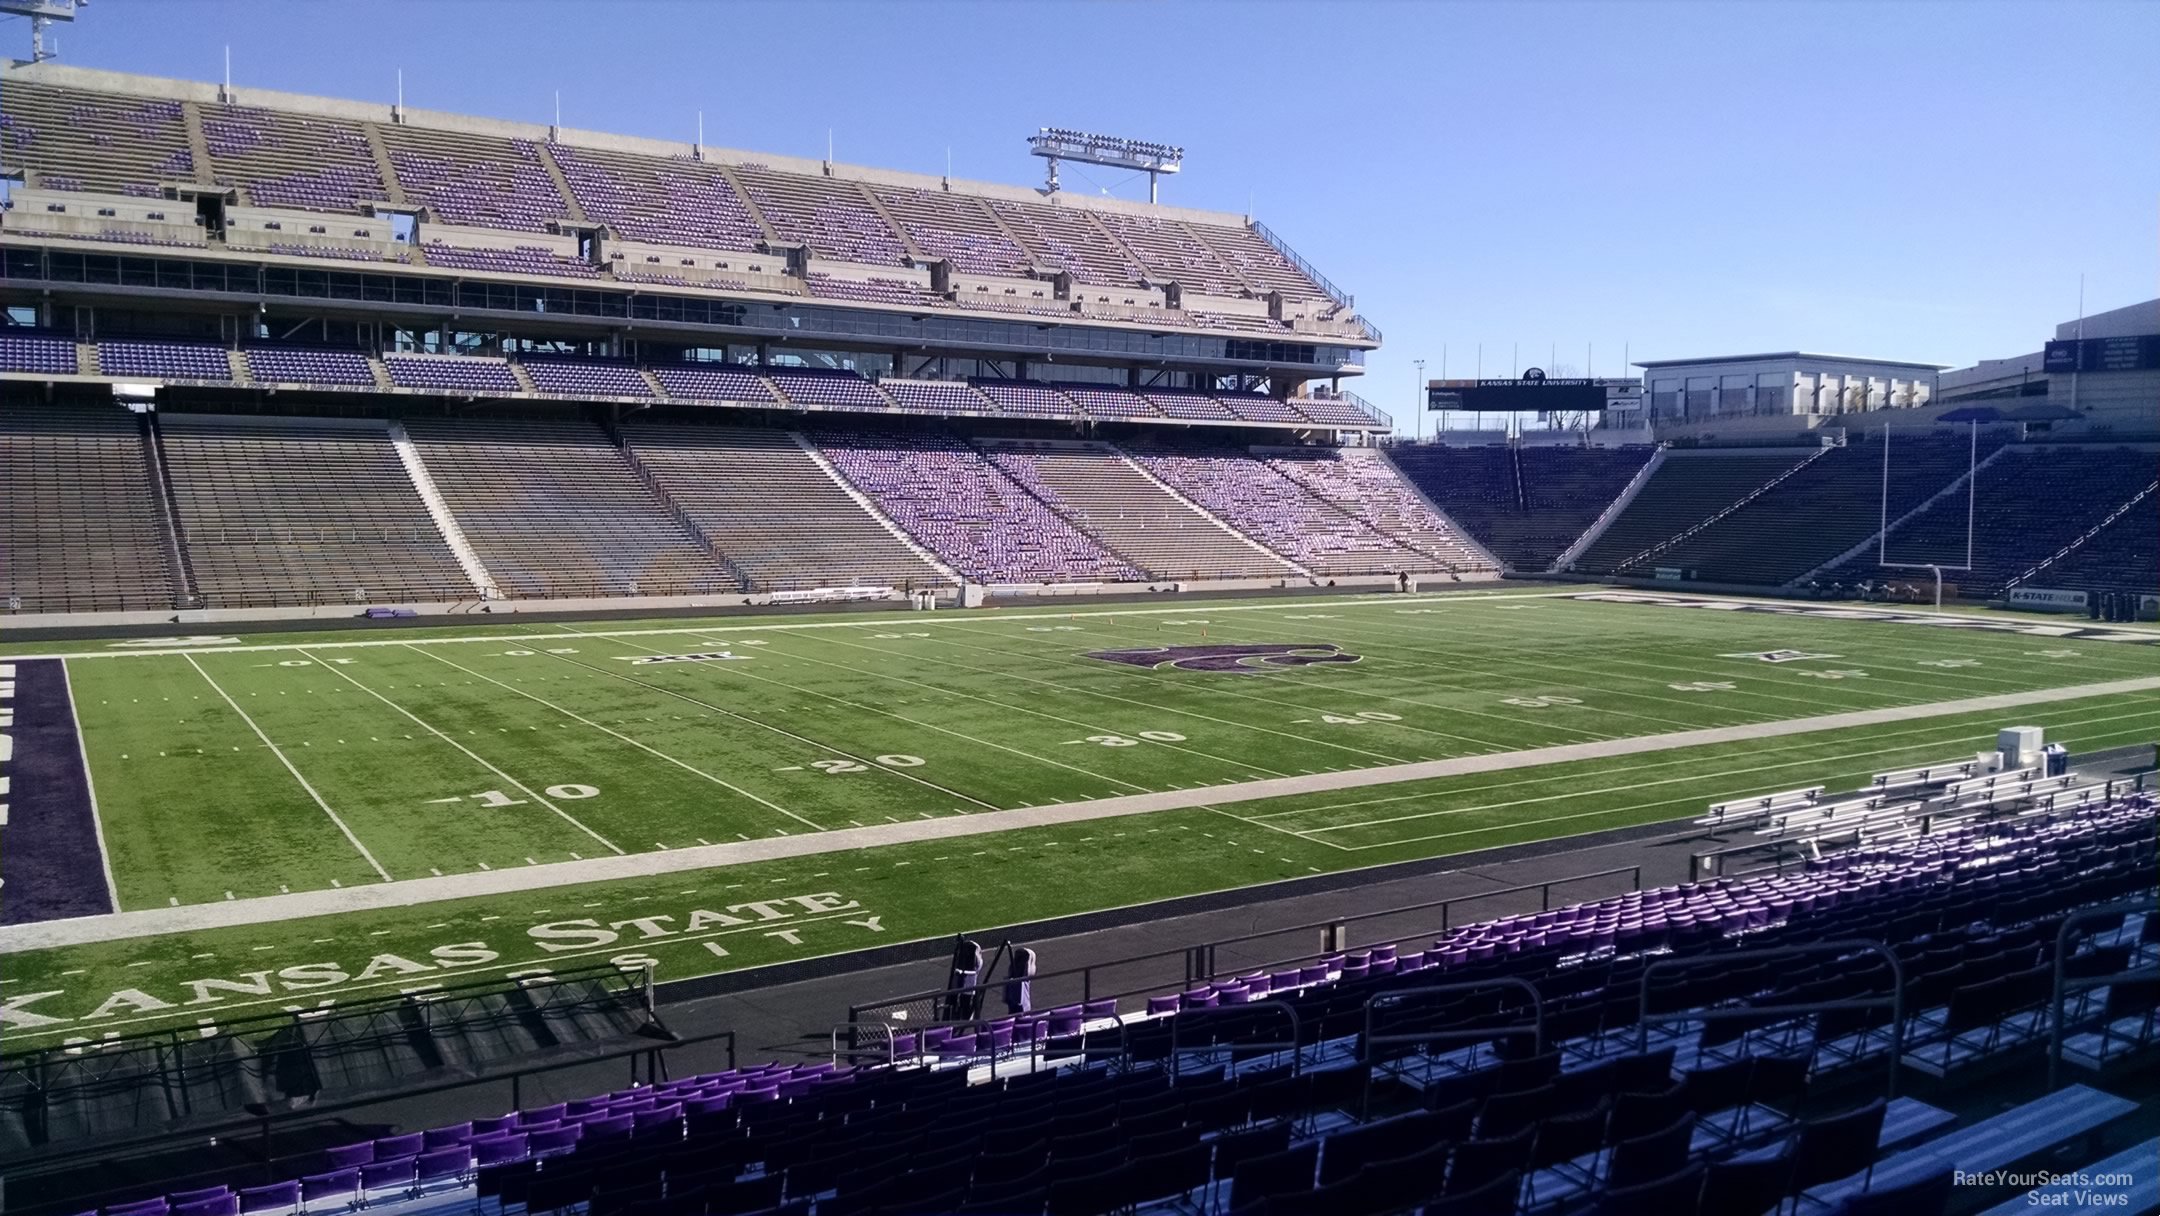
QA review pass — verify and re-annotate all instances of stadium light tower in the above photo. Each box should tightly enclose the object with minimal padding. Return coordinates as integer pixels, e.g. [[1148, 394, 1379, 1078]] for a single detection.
[[1028, 128, 1183, 203], [1, 0, 84, 61]]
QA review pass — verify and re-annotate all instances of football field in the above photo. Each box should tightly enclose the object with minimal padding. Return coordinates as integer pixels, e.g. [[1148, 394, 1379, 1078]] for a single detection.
[[3, 588, 2157, 1049]]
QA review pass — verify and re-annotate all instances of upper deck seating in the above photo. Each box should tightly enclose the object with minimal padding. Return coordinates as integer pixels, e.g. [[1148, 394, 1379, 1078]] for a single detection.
[[158, 416, 472, 606], [1, 83, 194, 196], [400, 416, 732, 598], [199, 103, 384, 212], [817, 430, 1141, 584], [624, 422, 941, 591], [728, 166, 906, 267], [0, 404, 174, 612], [380, 126, 568, 232], [545, 144, 764, 252], [871, 187, 1033, 275], [984, 445, 1290, 580]]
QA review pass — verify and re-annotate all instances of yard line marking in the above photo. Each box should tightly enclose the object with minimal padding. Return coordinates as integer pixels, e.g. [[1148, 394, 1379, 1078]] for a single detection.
[[407, 646, 824, 832], [769, 629, 1297, 781], [541, 632, 997, 811], [183, 655, 392, 883], [58, 659, 123, 912], [13, 674, 2157, 954], [294, 647, 625, 856]]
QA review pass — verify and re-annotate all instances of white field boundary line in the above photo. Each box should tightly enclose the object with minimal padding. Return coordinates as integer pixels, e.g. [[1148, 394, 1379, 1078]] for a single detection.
[[12, 589, 2160, 664], [292, 647, 626, 857], [57, 660, 123, 912], [5, 673, 2157, 954], [11, 590, 1585, 661], [1305, 698, 2160, 845], [182, 655, 393, 883]]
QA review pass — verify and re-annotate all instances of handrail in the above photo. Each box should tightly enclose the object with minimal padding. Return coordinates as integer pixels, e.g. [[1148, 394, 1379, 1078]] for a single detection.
[[1360, 978, 1543, 1119], [2003, 479, 2157, 593], [1617, 446, 1833, 573], [1166, 999, 1303, 1078], [1636, 940, 1905, 1098], [0, 1026, 737, 1208], [846, 865, 1641, 1033], [1337, 388, 1392, 429], [2046, 896, 2158, 1089], [1249, 219, 1352, 312]]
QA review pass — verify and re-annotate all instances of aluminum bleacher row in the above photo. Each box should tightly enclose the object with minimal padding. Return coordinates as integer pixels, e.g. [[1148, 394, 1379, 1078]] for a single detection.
[[65, 796, 2158, 1216], [0, 337, 1387, 429], [1388, 446, 1656, 573], [2, 405, 1490, 611]]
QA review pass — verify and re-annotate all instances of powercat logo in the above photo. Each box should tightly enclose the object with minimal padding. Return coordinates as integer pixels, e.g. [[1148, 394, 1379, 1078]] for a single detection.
[[1084, 643, 1361, 673]]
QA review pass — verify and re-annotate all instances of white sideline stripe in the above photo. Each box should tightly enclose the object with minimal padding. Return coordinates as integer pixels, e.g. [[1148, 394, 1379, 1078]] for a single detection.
[[15, 590, 1577, 660], [293, 647, 626, 856], [58, 660, 124, 912], [5, 672, 2156, 954], [182, 655, 393, 883], [405, 646, 825, 832]]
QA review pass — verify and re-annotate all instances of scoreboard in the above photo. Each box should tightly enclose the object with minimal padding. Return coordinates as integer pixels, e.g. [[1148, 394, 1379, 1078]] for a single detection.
[[2044, 336, 2160, 373], [1428, 369, 1642, 412]]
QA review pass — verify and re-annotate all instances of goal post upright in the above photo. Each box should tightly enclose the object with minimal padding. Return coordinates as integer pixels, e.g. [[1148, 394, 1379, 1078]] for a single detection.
[[1877, 418, 1979, 611]]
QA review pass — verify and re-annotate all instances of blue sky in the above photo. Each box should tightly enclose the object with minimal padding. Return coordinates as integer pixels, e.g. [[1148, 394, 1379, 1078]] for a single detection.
[[24, 0, 2157, 422]]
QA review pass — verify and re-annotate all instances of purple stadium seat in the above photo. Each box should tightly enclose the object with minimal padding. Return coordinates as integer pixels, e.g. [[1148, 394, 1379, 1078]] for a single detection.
[[421, 1122, 471, 1148], [527, 1126, 583, 1157], [320, 1143, 372, 1170], [170, 1196, 237, 1216], [413, 1146, 471, 1193], [296, 1170, 357, 1211], [236, 1182, 298, 1215], [370, 1133, 422, 1160], [516, 1103, 566, 1127], [472, 1133, 530, 1168], [356, 1158, 415, 1197]]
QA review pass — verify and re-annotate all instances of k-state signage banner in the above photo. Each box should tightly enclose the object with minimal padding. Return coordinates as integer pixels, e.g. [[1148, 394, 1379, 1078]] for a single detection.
[[2007, 587, 2089, 612]]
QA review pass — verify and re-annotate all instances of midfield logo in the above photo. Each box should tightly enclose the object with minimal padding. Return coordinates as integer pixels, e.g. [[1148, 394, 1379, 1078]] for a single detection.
[[1084, 643, 1361, 673], [620, 651, 752, 665], [1720, 650, 1839, 663]]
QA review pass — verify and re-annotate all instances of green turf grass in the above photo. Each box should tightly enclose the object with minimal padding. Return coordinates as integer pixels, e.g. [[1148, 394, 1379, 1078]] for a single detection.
[[1, 589, 2154, 1050]]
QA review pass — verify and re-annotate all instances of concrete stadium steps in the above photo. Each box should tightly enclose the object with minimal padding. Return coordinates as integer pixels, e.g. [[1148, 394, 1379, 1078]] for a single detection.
[[157, 414, 477, 608], [398, 416, 735, 600], [0, 403, 177, 614], [620, 421, 946, 591], [981, 443, 1299, 581], [1568, 449, 1814, 574]]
